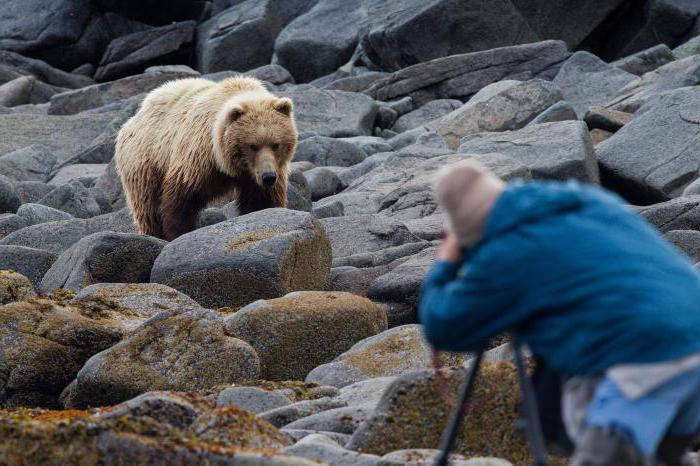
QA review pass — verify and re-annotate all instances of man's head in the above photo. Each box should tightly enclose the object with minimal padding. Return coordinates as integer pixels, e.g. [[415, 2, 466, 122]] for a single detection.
[[434, 159, 506, 248]]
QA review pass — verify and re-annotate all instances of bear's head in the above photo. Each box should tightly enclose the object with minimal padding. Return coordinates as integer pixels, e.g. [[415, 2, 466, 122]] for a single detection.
[[213, 92, 297, 191]]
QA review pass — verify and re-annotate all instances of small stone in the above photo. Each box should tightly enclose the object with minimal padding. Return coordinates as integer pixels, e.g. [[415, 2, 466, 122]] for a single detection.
[[216, 386, 291, 413]]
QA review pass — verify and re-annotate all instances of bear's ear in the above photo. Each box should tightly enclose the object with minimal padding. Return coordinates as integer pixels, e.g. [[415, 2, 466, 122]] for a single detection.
[[274, 98, 293, 117], [227, 104, 245, 124]]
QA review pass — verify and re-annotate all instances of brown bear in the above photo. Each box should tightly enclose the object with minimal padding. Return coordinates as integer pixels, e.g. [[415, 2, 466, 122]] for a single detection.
[[115, 76, 297, 241]]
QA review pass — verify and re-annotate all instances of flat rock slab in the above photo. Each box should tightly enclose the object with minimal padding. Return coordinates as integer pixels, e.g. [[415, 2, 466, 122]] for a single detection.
[[597, 87, 700, 204], [458, 120, 599, 182], [150, 208, 332, 308], [364, 40, 570, 105]]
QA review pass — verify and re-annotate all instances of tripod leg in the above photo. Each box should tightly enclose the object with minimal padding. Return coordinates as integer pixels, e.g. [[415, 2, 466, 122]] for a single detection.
[[435, 351, 484, 466], [513, 342, 549, 466]]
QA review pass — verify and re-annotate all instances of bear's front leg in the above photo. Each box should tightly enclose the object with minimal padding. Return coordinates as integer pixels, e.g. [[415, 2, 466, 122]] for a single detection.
[[160, 175, 203, 241]]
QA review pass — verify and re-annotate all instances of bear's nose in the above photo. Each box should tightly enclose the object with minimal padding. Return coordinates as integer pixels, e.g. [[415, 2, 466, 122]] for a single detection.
[[262, 172, 277, 187]]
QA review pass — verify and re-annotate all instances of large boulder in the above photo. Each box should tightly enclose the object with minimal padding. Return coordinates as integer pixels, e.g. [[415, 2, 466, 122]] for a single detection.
[[37, 181, 103, 219], [307, 324, 465, 388], [48, 69, 197, 116], [432, 79, 563, 149], [597, 87, 700, 204], [0, 76, 64, 107], [0, 298, 133, 408], [0, 51, 94, 89], [62, 308, 260, 408], [0, 246, 57, 287], [320, 215, 419, 259], [367, 246, 436, 311], [553, 51, 637, 117], [95, 21, 196, 82], [613, 44, 675, 76], [639, 196, 700, 233], [280, 85, 378, 137], [364, 40, 570, 105], [346, 362, 551, 464], [358, 0, 538, 72], [0, 145, 57, 182], [0, 208, 135, 254], [226, 291, 387, 380], [0, 0, 91, 56], [17, 203, 74, 226], [274, 0, 367, 83], [151, 208, 331, 308], [393, 99, 462, 133], [295, 136, 367, 167], [39, 232, 166, 294], [666, 230, 700, 262], [458, 121, 599, 182]]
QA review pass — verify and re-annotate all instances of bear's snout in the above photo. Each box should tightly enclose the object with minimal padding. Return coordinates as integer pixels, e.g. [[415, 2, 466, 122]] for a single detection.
[[262, 172, 277, 187]]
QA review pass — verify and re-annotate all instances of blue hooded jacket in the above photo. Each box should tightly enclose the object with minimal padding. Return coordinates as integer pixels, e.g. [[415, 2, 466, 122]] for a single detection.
[[419, 181, 700, 376]]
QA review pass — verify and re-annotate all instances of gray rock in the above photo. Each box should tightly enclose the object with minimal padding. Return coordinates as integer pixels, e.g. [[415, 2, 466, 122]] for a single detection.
[[613, 44, 676, 76], [48, 164, 107, 186], [0, 145, 56, 182], [226, 291, 387, 380], [0, 51, 94, 89], [217, 386, 291, 413], [584, 106, 633, 132], [283, 434, 381, 466], [0, 0, 91, 56], [306, 167, 342, 201], [63, 308, 260, 409], [262, 397, 348, 428], [0, 176, 20, 213], [683, 178, 700, 196], [320, 215, 418, 259], [459, 121, 599, 182], [198, 208, 226, 228], [392, 100, 462, 133], [337, 377, 396, 410], [295, 136, 367, 167], [674, 35, 700, 60], [0, 112, 114, 161], [94, 159, 125, 209], [527, 100, 578, 126], [151, 209, 331, 308], [284, 430, 351, 446], [284, 405, 373, 435], [0, 76, 64, 107], [281, 85, 378, 137], [0, 245, 57, 287], [17, 203, 74, 225], [38, 181, 103, 219], [246, 64, 295, 85], [367, 246, 436, 310], [307, 325, 465, 389], [378, 450, 503, 466], [324, 72, 391, 94], [598, 87, 700, 203], [274, 0, 367, 82], [358, 0, 538, 73], [553, 51, 637, 117], [39, 232, 166, 294], [639, 196, 700, 232], [665, 230, 700, 262], [607, 55, 700, 113], [73, 283, 201, 332], [312, 200, 345, 219], [0, 208, 135, 254], [96, 21, 196, 82], [433, 79, 563, 149], [339, 136, 393, 156], [94, 391, 208, 428], [0, 214, 28, 239], [14, 181, 53, 205], [48, 70, 197, 116], [364, 40, 570, 105]]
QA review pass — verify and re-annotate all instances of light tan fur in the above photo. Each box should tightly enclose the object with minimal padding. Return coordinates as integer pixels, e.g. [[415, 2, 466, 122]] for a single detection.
[[115, 76, 297, 240]]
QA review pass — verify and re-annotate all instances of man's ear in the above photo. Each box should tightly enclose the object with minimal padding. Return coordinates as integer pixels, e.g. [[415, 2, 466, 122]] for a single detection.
[[228, 104, 245, 123], [274, 97, 293, 117]]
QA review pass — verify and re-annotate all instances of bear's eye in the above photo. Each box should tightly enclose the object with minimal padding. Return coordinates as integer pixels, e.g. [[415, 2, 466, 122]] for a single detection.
[[249, 144, 259, 151], [271, 143, 280, 150]]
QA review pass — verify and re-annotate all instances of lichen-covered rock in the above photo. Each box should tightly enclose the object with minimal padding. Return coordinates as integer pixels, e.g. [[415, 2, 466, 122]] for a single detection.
[[39, 232, 166, 294], [0, 298, 129, 408], [63, 308, 260, 408], [260, 397, 347, 428], [283, 405, 373, 435], [306, 325, 466, 388], [226, 291, 387, 380], [346, 362, 566, 465], [0, 270, 35, 304], [72, 283, 201, 332], [151, 209, 332, 309], [217, 386, 291, 413]]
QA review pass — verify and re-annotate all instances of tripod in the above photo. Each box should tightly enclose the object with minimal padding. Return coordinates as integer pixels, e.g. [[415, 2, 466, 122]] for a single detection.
[[435, 341, 549, 466]]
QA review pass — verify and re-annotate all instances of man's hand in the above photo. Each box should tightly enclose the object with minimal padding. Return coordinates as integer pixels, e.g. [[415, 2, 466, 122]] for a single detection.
[[437, 232, 461, 263]]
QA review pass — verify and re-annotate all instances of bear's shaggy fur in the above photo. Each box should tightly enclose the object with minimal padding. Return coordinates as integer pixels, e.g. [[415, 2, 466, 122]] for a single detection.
[[115, 76, 297, 241]]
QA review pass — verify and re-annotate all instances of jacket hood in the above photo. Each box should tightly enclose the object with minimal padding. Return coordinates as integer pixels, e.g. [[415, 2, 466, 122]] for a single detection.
[[481, 180, 588, 240]]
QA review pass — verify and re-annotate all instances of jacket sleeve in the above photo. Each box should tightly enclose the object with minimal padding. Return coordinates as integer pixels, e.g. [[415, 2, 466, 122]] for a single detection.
[[418, 240, 531, 352]]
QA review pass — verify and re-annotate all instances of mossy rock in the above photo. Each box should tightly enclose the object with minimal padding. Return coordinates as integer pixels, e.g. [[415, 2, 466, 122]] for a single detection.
[[307, 324, 466, 388], [226, 291, 388, 380], [347, 361, 568, 465], [0, 270, 36, 304]]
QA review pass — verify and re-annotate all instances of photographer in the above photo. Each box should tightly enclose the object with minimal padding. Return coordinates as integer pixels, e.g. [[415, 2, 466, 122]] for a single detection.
[[419, 160, 700, 466]]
